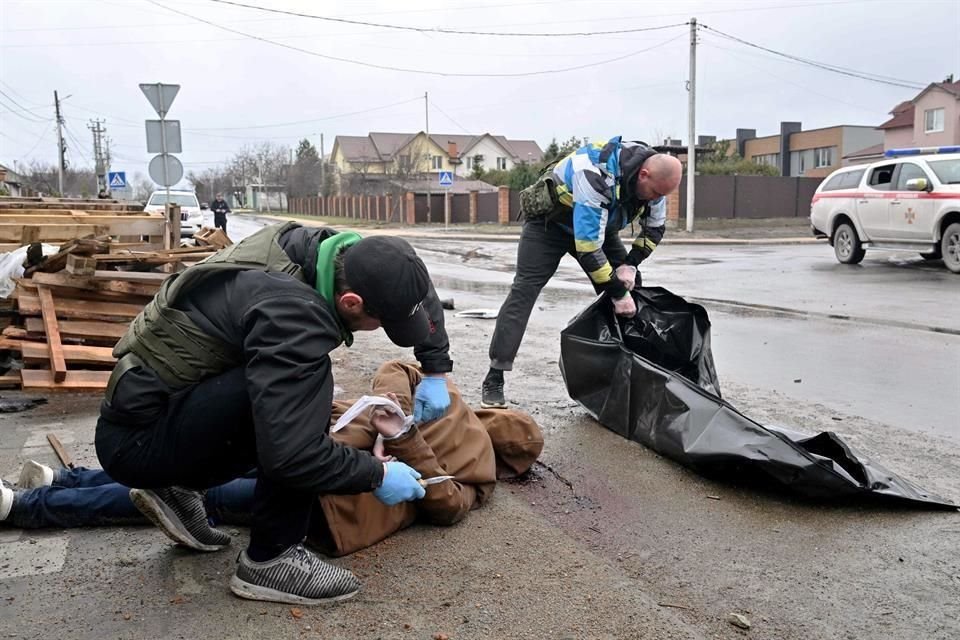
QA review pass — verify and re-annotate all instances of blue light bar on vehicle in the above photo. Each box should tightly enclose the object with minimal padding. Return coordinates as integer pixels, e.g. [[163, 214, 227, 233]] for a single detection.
[[884, 146, 960, 157]]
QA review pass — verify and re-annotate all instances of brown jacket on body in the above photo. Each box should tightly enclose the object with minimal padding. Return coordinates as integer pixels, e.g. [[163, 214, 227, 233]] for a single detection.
[[308, 360, 543, 556]]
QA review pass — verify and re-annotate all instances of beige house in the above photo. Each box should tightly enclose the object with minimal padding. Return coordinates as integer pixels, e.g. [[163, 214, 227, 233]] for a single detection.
[[331, 131, 543, 187], [878, 79, 960, 151], [726, 123, 882, 178]]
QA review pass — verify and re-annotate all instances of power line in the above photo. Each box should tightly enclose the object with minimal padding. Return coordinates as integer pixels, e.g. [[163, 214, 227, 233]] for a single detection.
[[0, 80, 46, 107], [700, 25, 926, 89], [429, 101, 473, 135], [0, 92, 49, 122], [187, 96, 424, 131], [63, 123, 94, 166], [203, 0, 690, 37], [20, 125, 55, 158], [701, 42, 889, 113], [0, 0, 565, 33], [149, 1, 688, 78]]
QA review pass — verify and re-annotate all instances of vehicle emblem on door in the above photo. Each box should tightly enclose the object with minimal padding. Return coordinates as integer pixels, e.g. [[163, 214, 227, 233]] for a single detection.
[[904, 208, 916, 224]]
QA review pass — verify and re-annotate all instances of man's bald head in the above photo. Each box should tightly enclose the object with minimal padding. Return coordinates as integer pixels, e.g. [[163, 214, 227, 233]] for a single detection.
[[635, 153, 683, 201]]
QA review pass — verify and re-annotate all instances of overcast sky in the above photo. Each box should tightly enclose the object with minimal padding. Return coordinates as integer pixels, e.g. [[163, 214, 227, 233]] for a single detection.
[[1, 0, 958, 184]]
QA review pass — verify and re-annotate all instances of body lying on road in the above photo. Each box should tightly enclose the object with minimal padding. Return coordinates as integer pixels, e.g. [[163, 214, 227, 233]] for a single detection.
[[0, 361, 543, 558]]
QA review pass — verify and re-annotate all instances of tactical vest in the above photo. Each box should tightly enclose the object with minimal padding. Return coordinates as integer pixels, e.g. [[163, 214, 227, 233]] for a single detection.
[[520, 145, 656, 229], [112, 221, 304, 390]]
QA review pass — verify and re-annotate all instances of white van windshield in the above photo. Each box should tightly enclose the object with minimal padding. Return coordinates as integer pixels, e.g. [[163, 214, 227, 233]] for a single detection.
[[927, 159, 960, 185], [148, 193, 199, 207]]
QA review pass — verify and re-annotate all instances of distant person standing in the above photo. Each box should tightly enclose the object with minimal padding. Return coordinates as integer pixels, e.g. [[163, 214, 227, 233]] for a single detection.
[[211, 193, 231, 234]]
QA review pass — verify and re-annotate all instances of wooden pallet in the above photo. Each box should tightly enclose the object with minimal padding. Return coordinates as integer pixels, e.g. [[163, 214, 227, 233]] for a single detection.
[[194, 226, 233, 250], [2, 267, 155, 392], [0, 196, 144, 213]]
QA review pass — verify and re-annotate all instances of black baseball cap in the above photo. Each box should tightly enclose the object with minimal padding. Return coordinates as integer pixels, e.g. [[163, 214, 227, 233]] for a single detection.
[[343, 236, 431, 347]]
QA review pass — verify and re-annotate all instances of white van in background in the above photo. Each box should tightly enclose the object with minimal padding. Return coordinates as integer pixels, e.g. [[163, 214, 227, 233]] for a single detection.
[[809, 146, 960, 273], [143, 190, 205, 238]]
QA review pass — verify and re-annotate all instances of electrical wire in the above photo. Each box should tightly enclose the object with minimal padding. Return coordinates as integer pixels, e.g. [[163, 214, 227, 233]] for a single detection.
[[62, 123, 94, 166], [429, 101, 473, 135], [203, 0, 690, 37], [700, 24, 926, 89], [0, 87, 47, 116], [148, 1, 688, 78], [701, 42, 889, 113], [20, 124, 56, 158], [187, 96, 424, 130], [0, 0, 566, 33], [0, 93, 49, 123]]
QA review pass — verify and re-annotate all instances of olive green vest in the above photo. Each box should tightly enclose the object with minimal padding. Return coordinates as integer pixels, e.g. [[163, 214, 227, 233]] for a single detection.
[[112, 221, 304, 389]]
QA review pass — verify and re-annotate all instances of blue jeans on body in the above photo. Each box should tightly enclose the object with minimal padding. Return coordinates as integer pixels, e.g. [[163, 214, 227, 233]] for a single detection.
[[6, 467, 255, 529]]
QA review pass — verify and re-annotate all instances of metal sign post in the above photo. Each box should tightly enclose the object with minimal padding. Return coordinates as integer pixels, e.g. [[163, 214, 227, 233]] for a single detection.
[[140, 83, 182, 250], [439, 171, 454, 231]]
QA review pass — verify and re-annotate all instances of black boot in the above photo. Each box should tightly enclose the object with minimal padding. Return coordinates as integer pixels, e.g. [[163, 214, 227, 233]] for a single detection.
[[481, 368, 507, 409]]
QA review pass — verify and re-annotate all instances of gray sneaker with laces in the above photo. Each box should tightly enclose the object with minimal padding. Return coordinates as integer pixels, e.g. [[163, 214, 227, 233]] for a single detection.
[[481, 370, 507, 408], [230, 544, 361, 605], [129, 487, 231, 552]]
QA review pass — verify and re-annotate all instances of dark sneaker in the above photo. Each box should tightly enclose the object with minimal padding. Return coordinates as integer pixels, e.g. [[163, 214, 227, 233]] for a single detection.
[[230, 544, 360, 605], [130, 487, 231, 552], [481, 372, 507, 409]]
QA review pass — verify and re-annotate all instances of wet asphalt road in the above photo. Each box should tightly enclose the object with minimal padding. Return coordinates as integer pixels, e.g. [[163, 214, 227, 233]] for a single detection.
[[1, 215, 957, 639]]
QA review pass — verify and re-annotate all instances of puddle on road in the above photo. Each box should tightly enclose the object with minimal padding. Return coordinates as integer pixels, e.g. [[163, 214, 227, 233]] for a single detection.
[[431, 274, 595, 307], [654, 257, 723, 266]]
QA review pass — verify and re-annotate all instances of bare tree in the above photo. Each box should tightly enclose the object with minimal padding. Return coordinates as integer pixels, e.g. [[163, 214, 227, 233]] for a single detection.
[[131, 172, 155, 202], [15, 160, 96, 198]]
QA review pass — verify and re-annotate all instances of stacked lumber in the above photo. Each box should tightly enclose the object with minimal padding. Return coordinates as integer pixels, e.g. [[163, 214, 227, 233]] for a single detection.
[[0, 196, 232, 392], [0, 195, 164, 252], [1, 269, 164, 392], [0, 196, 144, 213], [1, 242, 219, 393]]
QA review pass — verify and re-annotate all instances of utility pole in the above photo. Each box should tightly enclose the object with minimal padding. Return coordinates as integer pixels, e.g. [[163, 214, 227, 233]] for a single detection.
[[88, 118, 107, 193], [686, 18, 697, 233], [319, 133, 325, 196], [425, 91, 432, 223], [53, 90, 66, 196]]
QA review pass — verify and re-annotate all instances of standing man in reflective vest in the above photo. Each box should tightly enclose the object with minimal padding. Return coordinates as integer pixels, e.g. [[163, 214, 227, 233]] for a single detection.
[[482, 137, 682, 408]]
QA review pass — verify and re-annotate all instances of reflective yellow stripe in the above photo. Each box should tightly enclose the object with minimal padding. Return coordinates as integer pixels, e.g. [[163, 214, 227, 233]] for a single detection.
[[556, 184, 573, 207], [575, 239, 600, 252], [632, 237, 658, 252], [588, 263, 613, 283]]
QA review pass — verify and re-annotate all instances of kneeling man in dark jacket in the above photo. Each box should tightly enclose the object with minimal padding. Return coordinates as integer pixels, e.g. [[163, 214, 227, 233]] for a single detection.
[[96, 222, 454, 606]]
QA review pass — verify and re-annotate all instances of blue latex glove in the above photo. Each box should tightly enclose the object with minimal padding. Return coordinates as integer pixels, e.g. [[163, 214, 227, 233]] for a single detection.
[[413, 375, 450, 423], [373, 461, 425, 505]]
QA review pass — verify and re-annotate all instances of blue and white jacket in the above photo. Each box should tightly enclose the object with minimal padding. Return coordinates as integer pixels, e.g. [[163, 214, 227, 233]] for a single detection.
[[551, 136, 666, 298]]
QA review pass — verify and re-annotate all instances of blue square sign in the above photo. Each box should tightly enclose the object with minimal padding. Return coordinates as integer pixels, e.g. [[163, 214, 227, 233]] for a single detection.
[[438, 171, 454, 187], [108, 171, 127, 188]]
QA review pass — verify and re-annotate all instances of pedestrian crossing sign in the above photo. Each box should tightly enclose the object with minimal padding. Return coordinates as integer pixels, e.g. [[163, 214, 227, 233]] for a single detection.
[[108, 171, 126, 188], [439, 171, 454, 187]]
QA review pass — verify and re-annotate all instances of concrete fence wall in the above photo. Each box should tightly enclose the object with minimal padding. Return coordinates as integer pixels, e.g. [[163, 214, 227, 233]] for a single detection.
[[290, 175, 824, 225]]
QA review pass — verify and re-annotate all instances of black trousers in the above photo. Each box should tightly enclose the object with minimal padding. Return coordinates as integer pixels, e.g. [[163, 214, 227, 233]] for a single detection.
[[214, 214, 227, 234], [95, 367, 314, 557], [488, 220, 629, 371]]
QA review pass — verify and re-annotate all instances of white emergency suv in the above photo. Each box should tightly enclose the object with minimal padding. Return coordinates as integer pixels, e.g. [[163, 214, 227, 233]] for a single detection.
[[810, 146, 960, 273]]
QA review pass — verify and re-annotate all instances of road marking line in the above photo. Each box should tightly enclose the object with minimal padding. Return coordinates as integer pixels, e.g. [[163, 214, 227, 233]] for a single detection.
[[0, 537, 69, 580]]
